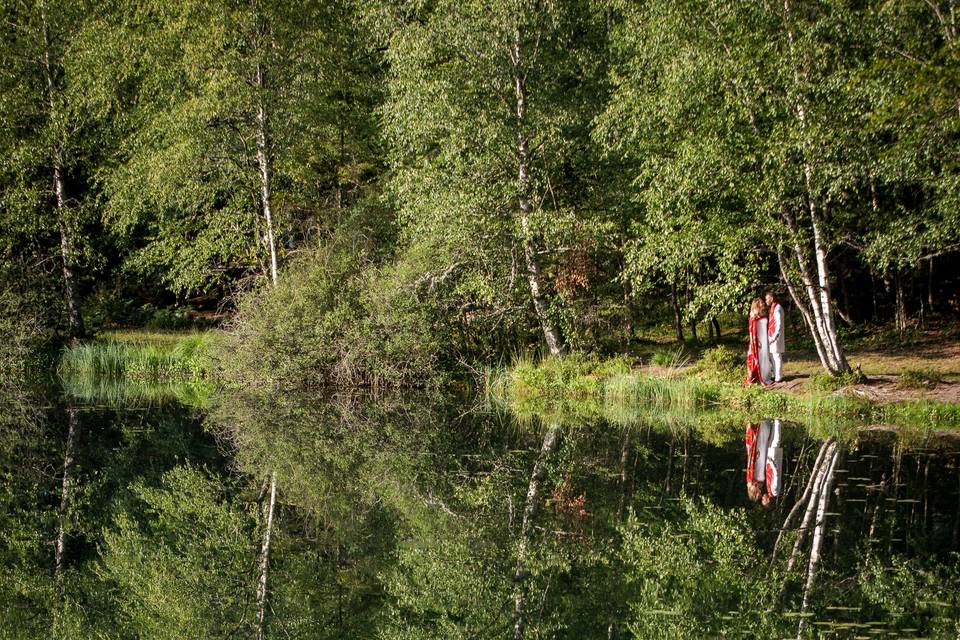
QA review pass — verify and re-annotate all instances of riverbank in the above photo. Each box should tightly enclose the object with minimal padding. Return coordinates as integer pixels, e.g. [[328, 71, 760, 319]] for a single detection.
[[490, 350, 960, 431]]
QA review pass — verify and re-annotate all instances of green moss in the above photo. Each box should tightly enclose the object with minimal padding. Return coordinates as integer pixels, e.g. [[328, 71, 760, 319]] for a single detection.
[[808, 370, 867, 392]]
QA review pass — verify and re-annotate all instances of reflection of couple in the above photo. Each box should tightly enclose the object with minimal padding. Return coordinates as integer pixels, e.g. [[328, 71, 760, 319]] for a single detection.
[[745, 419, 782, 507], [746, 291, 785, 386]]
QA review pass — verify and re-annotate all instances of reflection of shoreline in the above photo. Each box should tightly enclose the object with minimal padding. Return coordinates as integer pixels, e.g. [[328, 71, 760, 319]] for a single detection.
[[59, 374, 213, 408]]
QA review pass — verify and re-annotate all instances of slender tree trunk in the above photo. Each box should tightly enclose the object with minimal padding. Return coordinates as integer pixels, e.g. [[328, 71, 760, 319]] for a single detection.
[[55, 406, 78, 583], [895, 272, 908, 333], [780, 0, 850, 375], [685, 275, 698, 342], [254, 61, 278, 287], [256, 472, 277, 640], [40, 2, 83, 340], [711, 317, 721, 340], [620, 249, 635, 341], [777, 247, 831, 369], [927, 258, 935, 313], [513, 27, 563, 356], [797, 446, 841, 637], [670, 281, 684, 342], [513, 424, 561, 640], [771, 439, 833, 566]]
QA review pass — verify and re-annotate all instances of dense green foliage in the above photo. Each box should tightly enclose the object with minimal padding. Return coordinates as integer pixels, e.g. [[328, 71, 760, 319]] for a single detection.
[[1, 0, 958, 380]]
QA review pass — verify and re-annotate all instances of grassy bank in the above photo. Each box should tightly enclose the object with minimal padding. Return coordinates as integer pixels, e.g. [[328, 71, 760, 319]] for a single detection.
[[58, 330, 215, 383], [490, 351, 960, 431]]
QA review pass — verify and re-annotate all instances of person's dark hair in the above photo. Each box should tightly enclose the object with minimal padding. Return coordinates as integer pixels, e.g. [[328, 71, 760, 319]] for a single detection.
[[764, 290, 777, 301]]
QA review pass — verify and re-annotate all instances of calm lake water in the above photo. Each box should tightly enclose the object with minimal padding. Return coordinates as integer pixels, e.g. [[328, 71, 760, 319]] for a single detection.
[[2, 382, 959, 638]]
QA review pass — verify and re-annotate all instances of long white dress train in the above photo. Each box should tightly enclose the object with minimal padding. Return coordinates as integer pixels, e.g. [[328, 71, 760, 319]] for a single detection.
[[757, 317, 773, 384]]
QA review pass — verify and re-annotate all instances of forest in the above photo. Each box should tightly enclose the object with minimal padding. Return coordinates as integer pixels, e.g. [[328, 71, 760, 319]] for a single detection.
[[2, 0, 958, 385], [4, 2, 960, 639]]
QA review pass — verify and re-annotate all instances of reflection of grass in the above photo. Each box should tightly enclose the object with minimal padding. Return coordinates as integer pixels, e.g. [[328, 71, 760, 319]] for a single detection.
[[58, 331, 214, 382], [492, 355, 960, 431], [60, 374, 213, 408]]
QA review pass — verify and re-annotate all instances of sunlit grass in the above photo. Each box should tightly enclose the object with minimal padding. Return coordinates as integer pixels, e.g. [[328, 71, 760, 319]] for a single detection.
[[58, 330, 215, 382], [491, 353, 960, 432]]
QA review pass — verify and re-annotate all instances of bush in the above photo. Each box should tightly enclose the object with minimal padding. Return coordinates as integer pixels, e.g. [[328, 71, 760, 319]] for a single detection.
[[0, 271, 63, 373], [808, 369, 866, 392], [692, 346, 741, 382], [219, 245, 440, 389], [650, 345, 691, 369], [897, 368, 942, 390]]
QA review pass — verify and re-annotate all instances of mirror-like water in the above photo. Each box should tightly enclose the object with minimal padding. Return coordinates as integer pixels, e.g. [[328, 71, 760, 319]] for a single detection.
[[2, 383, 958, 639]]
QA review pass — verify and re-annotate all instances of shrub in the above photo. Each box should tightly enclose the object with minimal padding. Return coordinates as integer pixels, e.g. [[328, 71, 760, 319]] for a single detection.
[[0, 271, 63, 373], [897, 368, 942, 390], [650, 345, 691, 369], [219, 245, 440, 389], [693, 346, 741, 382], [808, 370, 866, 392]]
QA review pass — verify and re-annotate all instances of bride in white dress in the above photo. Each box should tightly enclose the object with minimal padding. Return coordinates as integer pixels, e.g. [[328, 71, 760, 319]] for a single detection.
[[757, 310, 773, 385]]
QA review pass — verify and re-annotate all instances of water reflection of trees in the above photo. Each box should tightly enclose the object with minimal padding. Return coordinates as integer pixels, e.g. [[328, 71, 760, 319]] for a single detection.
[[2, 382, 959, 638]]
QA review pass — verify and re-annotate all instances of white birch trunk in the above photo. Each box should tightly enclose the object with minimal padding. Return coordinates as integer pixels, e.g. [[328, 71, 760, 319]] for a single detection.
[[254, 61, 278, 287], [54, 406, 78, 583], [255, 471, 277, 640], [797, 446, 841, 637], [779, 0, 850, 374], [40, 1, 83, 339], [513, 424, 561, 640], [513, 26, 563, 357]]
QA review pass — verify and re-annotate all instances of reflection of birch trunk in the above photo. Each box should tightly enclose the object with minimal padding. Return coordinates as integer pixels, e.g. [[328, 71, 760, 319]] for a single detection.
[[888, 444, 902, 555], [771, 439, 833, 565], [609, 428, 634, 639], [783, 442, 835, 576], [513, 424, 561, 640], [616, 429, 632, 522], [797, 446, 841, 638], [55, 407, 79, 582], [774, 442, 839, 610], [256, 471, 277, 640]]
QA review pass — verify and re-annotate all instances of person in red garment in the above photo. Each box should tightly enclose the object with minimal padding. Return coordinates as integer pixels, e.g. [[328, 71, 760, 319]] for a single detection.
[[744, 298, 768, 386], [765, 291, 785, 383], [745, 419, 783, 506], [745, 421, 764, 502], [761, 418, 783, 507]]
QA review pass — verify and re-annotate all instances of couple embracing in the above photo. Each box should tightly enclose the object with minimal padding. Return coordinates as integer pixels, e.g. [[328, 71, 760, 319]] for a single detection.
[[746, 291, 785, 386]]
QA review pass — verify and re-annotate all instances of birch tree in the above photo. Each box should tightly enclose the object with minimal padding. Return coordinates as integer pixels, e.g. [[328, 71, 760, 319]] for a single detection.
[[94, 0, 377, 297], [600, 0, 892, 374], [0, 0, 99, 340], [377, 0, 608, 356]]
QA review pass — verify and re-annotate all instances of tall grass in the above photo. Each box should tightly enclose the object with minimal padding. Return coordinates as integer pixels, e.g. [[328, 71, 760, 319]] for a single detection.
[[58, 331, 214, 382], [492, 353, 960, 431]]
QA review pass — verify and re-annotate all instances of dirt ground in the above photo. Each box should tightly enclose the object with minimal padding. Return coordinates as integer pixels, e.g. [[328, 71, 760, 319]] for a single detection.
[[778, 325, 960, 404]]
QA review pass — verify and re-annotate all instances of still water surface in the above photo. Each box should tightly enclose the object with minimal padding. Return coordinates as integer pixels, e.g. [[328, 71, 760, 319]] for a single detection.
[[2, 383, 958, 638]]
